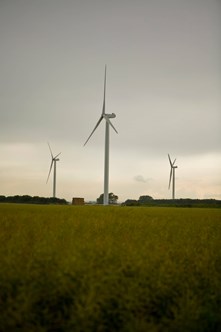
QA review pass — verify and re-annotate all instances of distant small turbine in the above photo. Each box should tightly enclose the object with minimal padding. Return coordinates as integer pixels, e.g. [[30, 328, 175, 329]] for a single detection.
[[84, 65, 118, 205], [168, 154, 178, 200], [46, 143, 61, 198]]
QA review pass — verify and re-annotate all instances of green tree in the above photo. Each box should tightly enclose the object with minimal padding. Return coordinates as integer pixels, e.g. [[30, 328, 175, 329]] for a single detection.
[[97, 192, 118, 204], [138, 195, 153, 204], [122, 199, 138, 206]]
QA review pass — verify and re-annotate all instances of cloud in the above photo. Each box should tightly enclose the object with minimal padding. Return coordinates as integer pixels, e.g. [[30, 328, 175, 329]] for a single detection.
[[134, 175, 152, 183]]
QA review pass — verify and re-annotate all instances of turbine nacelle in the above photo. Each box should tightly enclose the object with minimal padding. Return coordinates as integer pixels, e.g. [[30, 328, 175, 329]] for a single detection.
[[105, 113, 116, 119]]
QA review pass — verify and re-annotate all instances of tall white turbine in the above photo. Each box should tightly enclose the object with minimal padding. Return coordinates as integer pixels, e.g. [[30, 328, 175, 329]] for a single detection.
[[46, 143, 61, 198], [168, 154, 178, 200], [84, 66, 118, 205]]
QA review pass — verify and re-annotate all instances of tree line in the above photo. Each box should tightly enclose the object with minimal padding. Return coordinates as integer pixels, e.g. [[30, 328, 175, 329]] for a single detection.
[[1, 193, 220, 208], [122, 196, 221, 208], [0, 195, 68, 205], [96, 193, 221, 208]]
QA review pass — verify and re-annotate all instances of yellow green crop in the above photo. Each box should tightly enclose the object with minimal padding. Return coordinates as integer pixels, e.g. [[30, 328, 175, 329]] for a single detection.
[[0, 204, 220, 331]]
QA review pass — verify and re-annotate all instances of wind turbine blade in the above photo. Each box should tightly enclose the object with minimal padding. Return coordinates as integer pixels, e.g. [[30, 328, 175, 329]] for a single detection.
[[55, 152, 61, 159], [168, 154, 172, 167], [46, 160, 54, 183], [48, 142, 53, 158], [102, 65, 107, 115], [104, 115, 118, 134], [84, 115, 103, 146], [168, 168, 173, 189], [172, 159, 176, 166]]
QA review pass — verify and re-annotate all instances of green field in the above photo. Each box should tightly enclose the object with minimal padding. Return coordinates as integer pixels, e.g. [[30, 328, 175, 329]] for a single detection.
[[0, 204, 220, 331]]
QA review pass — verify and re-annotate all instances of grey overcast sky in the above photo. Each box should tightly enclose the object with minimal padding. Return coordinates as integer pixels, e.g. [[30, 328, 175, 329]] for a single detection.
[[0, 0, 221, 202]]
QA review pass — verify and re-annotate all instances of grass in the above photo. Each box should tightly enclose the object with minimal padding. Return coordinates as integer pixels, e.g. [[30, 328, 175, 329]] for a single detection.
[[0, 204, 220, 331]]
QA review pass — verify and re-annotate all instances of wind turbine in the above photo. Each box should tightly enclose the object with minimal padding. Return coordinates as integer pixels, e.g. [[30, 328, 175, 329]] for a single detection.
[[46, 143, 61, 198], [84, 66, 118, 205], [168, 154, 178, 200]]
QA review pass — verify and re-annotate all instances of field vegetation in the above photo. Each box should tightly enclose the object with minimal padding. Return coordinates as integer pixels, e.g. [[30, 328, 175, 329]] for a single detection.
[[0, 204, 220, 331]]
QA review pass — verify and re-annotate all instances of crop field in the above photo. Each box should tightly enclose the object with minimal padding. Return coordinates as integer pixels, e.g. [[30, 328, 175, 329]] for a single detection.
[[0, 204, 220, 331]]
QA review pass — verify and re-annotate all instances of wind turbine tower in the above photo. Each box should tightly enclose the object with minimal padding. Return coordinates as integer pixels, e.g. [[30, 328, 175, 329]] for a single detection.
[[168, 154, 178, 200], [84, 66, 118, 205], [46, 143, 61, 198]]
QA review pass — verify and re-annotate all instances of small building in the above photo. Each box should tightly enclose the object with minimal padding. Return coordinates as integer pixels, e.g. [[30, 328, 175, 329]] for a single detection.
[[72, 197, 85, 205]]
